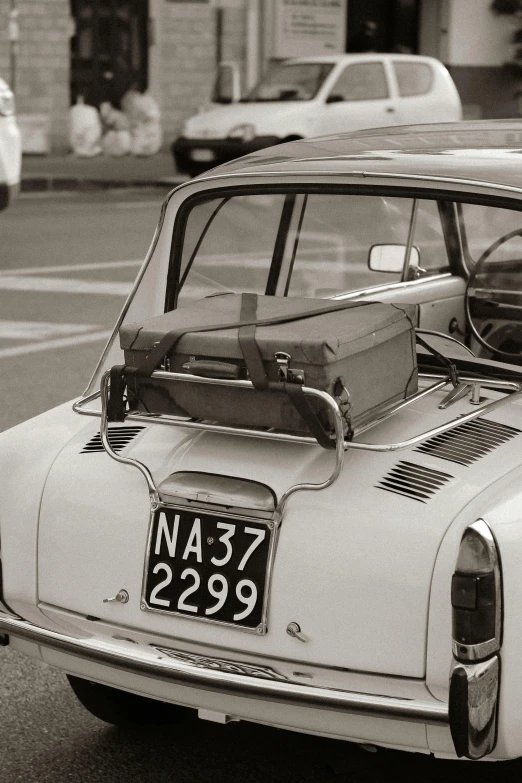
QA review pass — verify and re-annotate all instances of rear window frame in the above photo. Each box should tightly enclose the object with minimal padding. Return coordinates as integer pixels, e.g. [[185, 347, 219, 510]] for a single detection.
[[165, 183, 514, 313]]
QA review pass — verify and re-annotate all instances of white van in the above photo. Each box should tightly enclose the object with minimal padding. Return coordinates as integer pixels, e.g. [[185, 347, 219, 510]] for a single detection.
[[172, 53, 462, 176]]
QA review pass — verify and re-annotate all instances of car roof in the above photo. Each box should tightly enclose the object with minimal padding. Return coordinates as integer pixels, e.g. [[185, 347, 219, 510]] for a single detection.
[[208, 120, 522, 191]]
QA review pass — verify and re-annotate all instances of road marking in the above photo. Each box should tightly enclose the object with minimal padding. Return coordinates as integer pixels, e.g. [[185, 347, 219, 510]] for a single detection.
[[0, 320, 100, 340], [0, 259, 143, 277], [0, 329, 112, 359], [114, 201, 163, 209], [0, 276, 132, 296]]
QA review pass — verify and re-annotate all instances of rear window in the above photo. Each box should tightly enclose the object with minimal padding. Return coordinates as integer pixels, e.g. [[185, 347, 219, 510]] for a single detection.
[[173, 191, 450, 307], [393, 62, 433, 97]]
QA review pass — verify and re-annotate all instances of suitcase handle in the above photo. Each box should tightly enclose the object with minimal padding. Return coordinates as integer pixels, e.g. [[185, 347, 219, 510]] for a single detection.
[[182, 359, 240, 380]]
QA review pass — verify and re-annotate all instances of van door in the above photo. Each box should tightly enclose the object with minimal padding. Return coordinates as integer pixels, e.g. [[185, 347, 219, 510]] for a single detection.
[[390, 59, 442, 125], [312, 61, 398, 136]]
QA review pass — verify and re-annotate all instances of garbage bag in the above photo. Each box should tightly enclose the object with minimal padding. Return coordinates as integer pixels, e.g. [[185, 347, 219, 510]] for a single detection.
[[69, 97, 102, 157], [100, 101, 130, 132], [122, 90, 163, 156], [102, 129, 132, 157], [130, 122, 163, 157]]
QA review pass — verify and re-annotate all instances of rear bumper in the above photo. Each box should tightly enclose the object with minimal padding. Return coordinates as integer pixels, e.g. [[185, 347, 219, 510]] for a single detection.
[[0, 613, 447, 726], [172, 135, 282, 175]]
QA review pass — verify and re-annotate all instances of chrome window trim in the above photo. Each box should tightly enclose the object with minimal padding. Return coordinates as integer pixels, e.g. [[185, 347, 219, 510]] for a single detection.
[[331, 272, 453, 301], [0, 614, 449, 726]]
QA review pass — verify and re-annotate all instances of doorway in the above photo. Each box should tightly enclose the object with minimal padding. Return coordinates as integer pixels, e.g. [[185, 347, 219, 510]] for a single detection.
[[347, 0, 420, 54], [70, 0, 149, 108]]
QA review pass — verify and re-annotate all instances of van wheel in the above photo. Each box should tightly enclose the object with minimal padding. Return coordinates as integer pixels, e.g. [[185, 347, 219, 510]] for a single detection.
[[67, 675, 190, 728]]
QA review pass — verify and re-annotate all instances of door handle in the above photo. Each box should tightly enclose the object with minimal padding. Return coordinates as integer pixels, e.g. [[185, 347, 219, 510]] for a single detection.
[[386, 107, 395, 113]]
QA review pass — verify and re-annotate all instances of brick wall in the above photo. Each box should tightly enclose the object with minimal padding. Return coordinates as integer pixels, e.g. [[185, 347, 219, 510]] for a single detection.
[[158, 2, 247, 143], [1, 0, 249, 152], [0, 7, 11, 80], [3, 0, 71, 151]]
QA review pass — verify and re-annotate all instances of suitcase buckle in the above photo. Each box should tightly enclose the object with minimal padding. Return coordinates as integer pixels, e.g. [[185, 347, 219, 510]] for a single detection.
[[274, 352, 304, 384]]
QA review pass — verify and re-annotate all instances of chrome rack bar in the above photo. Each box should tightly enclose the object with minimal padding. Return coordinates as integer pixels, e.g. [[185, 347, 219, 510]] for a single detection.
[[98, 370, 347, 519], [100, 372, 159, 505], [83, 370, 522, 512]]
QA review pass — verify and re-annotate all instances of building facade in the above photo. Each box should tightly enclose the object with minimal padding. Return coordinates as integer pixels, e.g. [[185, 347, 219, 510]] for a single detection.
[[0, 0, 520, 153]]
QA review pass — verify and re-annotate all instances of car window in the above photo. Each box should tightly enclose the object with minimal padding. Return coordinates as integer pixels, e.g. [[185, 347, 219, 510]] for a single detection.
[[244, 62, 334, 102], [175, 192, 451, 306], [177, 194, 286, 305], [285, 195, 449, 297], [328, 62, 388, 101], [459, 203, 522, 268], [412, 199, 449, 273], [393, 61, 433, 97]]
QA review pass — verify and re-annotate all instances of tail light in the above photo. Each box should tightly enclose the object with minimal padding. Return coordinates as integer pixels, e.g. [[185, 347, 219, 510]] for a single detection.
[[449, 520, 501, 759], [451, 519, 501, 663]]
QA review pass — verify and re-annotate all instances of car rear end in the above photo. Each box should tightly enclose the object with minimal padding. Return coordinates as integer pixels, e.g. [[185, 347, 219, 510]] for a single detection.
[[0, 78, 21, 210]]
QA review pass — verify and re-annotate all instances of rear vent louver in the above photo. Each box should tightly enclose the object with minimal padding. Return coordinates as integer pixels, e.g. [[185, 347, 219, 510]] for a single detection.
[[81, 426, 144, 454], [414, 418, 521, 466], [376, 461, 453, 503]]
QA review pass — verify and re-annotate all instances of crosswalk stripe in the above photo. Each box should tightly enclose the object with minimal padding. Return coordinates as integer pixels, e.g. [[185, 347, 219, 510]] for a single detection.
[[0, 320, 100, 340], [0, 330, 113, 359], [0, 259, 142, 277], [0, 276, 133, 296]]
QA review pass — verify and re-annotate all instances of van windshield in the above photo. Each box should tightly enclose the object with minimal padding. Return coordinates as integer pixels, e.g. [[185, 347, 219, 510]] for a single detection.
[[243, 62, 333, 102]]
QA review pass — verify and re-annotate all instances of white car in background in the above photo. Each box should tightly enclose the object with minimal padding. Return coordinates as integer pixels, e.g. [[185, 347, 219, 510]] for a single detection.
[[172, 53, 462, 176], [0, 78, 21, 210]]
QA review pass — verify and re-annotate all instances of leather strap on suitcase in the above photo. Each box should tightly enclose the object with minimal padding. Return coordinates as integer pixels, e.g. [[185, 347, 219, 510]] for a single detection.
[[237, 293, 342, 448]]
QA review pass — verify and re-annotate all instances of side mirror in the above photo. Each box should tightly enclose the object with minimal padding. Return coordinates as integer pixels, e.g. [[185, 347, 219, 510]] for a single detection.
[[368, 244, 420, 273], [326, 94, 344, 104]]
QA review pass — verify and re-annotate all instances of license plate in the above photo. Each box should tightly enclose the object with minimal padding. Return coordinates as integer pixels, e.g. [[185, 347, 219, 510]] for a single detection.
[[190, 148, 215, 162], [143, 507, 273, 631]]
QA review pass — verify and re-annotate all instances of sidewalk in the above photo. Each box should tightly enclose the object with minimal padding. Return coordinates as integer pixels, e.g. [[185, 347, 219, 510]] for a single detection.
[[21, 151, 188, 193]]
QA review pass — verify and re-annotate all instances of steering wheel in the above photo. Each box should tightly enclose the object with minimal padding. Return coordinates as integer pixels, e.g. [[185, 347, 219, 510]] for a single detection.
[[465, 227, 522, 360]]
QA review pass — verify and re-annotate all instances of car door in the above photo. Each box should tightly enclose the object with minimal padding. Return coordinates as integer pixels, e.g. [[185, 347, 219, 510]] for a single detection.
[[390, 58, 445, 125], [311, 60, 398, 136]]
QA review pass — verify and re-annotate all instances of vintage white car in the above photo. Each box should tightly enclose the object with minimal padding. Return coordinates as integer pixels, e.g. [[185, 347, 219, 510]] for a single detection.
[[5, 120, 522, 763]]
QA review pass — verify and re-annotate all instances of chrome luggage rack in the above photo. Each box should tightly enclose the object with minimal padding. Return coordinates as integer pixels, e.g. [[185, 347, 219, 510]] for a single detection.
[[72, 369, 522, 520]]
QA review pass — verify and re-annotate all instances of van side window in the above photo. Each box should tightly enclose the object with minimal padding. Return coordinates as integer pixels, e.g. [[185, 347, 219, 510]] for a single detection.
[[393, 62, 433, 96], [329, 62, 389, 101]]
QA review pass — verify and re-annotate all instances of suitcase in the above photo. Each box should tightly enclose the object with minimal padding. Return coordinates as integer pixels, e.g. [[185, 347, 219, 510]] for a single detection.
[[117, 294, 418, 444]]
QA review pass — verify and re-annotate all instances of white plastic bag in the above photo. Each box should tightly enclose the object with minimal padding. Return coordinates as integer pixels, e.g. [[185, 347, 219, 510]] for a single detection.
[[102, 129, 132, 157], [122, 90, 163, 156], [69, 97, 102, 157], [100, 101, 130, 132], [130, 122, 163, 156]]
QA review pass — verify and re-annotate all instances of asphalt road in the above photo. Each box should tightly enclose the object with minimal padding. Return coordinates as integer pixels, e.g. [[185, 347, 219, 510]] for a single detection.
[[1, 189, 521, 781]]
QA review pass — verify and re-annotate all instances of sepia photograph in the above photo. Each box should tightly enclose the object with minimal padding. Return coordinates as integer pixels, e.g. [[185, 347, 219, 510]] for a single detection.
[[4, 1, 522, 780]]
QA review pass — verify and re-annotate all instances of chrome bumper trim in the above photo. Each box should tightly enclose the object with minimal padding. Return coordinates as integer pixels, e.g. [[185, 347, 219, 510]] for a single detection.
[[0, 615, 448, 725], [449, 655, 499, 759]]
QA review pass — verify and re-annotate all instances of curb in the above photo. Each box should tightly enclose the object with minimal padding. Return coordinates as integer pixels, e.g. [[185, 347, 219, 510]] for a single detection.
[[20, 176, 187, 193]]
